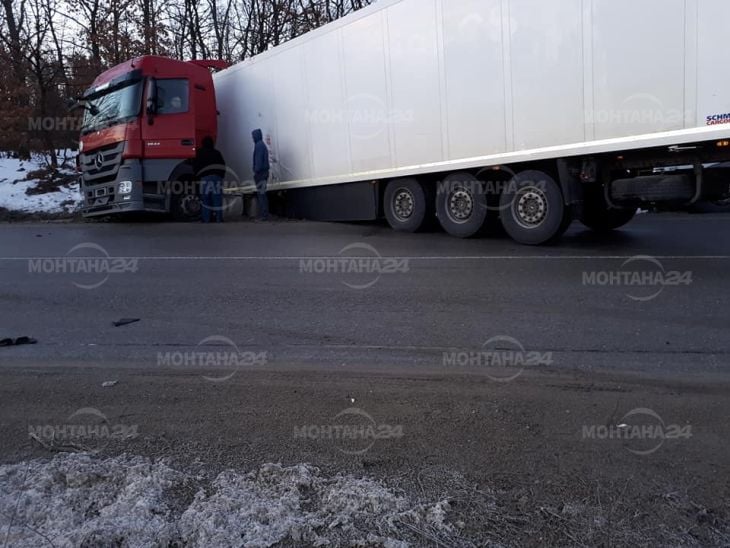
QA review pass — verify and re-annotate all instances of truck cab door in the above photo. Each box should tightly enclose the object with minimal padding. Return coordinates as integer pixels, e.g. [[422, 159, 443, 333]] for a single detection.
[[142, 78, 197, 160]]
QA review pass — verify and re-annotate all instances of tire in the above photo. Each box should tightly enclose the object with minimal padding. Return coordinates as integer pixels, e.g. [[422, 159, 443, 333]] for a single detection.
[[171, 179, 202, 222], [499, 170, 567, 245], [384, 178, 430, 232], [580, 189, 636, 231], [436, 172, 488, 238]]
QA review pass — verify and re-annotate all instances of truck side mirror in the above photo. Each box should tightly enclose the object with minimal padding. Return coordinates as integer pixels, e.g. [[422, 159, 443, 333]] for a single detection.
[[145, 77, 158, 124]]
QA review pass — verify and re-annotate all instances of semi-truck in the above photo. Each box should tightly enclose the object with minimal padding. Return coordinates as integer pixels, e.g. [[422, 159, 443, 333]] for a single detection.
[[77, 0, 730, 245]]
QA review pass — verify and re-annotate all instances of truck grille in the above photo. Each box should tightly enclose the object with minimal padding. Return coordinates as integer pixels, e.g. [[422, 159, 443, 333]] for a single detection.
[[85, 185, 116, 207], [80, 142, 125, 186]]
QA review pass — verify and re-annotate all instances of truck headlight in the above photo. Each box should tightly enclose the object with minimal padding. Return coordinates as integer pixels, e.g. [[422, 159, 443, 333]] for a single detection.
[[118, 181, 133, 195]]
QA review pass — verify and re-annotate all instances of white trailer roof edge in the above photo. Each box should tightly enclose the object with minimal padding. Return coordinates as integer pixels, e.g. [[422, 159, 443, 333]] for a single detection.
[[215, 0, 407, 82]]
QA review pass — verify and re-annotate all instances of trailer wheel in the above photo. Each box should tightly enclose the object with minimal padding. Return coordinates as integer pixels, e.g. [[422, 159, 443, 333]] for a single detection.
[[499, 170, 567, 245], [384, 178, 429, 232], [171, 179, 202, 222], [580, 190, 636, 231], [436, 172, 488, 238]]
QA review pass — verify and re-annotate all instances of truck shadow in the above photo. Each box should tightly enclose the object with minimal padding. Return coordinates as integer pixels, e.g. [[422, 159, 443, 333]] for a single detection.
[[563, 226, 639, 246]]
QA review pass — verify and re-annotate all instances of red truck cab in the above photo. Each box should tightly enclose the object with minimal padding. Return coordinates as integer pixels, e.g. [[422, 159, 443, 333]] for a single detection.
[[78, 56, 225, 218]]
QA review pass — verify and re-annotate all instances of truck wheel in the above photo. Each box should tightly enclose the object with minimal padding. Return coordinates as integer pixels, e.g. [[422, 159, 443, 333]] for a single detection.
[[171, 180, 202, 222], [499, 170, 567, 245], [580, 191, 636, 231], [436, 172, 487, 238], [384, 178, 429, 232]]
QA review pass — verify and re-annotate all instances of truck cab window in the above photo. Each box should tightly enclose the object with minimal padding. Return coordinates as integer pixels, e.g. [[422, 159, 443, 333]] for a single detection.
[[156, 79, 189, 114]]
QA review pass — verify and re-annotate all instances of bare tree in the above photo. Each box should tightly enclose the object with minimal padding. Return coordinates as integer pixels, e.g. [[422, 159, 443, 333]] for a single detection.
[[0, 0, 374, 157]]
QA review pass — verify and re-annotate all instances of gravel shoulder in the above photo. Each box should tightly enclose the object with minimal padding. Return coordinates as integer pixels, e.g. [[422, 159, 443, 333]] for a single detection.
[[1, 365, 727, 546]]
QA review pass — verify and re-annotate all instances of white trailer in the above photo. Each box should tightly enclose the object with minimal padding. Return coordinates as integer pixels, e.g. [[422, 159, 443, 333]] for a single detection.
[[214, 0, 730, 244]]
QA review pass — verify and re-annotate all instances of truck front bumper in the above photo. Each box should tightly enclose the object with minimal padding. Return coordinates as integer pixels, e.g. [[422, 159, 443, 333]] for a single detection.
[[80, 159, 166, 217], [82, 197, 147, 217]]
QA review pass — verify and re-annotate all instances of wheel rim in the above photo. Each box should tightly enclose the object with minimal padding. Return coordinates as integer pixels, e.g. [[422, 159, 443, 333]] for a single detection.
[[446, 187, 474, 224], [181, 194, 202, 217], [513, 186, 548, 229], [392, 188, 415, 221]]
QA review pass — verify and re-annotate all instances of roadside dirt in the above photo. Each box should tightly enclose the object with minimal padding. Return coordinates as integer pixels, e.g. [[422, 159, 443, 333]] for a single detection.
[[0, 207, 78, 222], [0, 366, 727, 546]]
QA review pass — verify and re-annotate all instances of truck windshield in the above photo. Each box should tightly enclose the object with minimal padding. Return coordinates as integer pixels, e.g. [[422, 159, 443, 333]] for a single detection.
[[81, 80, 143, 135]]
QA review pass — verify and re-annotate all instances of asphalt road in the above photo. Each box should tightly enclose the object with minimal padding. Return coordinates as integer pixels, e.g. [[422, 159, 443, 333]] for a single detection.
[[0, 213, 729, 377], [1, 213, 729, 546]]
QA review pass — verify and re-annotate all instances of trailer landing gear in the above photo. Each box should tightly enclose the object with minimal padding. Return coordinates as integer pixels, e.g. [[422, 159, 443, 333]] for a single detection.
[[499, 170, 571, 245]]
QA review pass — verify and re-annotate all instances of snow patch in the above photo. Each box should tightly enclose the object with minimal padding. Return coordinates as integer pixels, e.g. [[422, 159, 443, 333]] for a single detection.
[[0, 178, 80, 214], [0, 153, 80, 214], [0, 454, 458, 547]]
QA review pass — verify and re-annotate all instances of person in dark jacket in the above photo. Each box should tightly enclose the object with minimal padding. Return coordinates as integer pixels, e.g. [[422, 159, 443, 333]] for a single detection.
[[252, 129, 270, 220], [194, 136, 226, 223]]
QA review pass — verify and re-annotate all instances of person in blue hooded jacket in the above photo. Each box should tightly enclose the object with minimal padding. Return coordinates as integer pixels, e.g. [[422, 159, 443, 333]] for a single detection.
[[252, 129, 270, 220]]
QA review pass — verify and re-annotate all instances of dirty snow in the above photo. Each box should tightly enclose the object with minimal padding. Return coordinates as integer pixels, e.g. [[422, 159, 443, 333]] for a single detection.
[[0, 153, 81, 214], [0, 454, 458, 547]]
